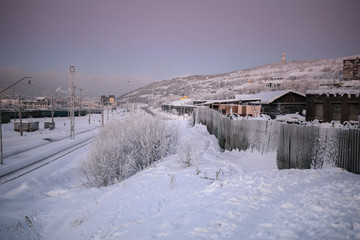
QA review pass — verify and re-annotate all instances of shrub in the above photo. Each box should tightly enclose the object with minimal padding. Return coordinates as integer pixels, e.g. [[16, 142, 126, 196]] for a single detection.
[[176, 136, 199, 168], [80, 114, 178, 187], [177, 139, 195, 167]]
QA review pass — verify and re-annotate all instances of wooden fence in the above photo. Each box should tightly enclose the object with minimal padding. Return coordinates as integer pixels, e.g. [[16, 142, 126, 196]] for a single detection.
[[194, 107, 360, 174]]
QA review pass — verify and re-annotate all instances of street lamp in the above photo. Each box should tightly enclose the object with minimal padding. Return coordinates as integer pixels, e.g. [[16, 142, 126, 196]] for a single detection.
[[0, 77, 32, 164]]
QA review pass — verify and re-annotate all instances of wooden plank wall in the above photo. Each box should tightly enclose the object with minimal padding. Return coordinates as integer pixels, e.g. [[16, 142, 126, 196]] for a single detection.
[[194, 107, 360, 174]]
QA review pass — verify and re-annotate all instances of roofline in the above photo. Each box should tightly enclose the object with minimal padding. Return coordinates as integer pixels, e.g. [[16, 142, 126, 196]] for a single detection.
[[236, 90, 305, 104], [267, 90, 305, 104]]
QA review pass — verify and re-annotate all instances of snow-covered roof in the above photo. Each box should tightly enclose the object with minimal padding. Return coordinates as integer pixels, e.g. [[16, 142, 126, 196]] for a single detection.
[[306, 89, 360, 97], [235, 90, 305, 104], [202, 99, 243, 105], [35, 97, 48, 101], [233, 94, 253, 99], [170, 99, 193, 106]]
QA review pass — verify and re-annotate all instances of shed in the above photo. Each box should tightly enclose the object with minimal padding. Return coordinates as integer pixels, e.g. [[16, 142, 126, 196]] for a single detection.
[[197, 99, 261, 116], [14, 121, 39, 132], [306, 90, 360, 123], [234, 90, 306, 115]]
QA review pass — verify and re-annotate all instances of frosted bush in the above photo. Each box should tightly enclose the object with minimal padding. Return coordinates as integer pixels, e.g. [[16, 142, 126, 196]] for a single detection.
[[177, 138, 198, 167], [80, 114, 178, 187]]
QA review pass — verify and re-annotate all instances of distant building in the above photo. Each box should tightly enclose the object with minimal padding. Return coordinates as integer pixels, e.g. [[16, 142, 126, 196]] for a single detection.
[[306, 90, 360, 123], [0, 98, 18, 107], [101, 95, 115, 105], [343, 57, 360, 80], [264, 79, 282, 89], [281, 51, 286, 64], [22, 97, 50, 110]]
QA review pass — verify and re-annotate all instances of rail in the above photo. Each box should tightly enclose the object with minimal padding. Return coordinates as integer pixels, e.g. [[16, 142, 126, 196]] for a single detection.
[[0, 136, 95, 184]]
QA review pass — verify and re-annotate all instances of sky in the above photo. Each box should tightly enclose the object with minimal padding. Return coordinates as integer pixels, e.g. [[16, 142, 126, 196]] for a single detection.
[[0, 0, 359, 99]]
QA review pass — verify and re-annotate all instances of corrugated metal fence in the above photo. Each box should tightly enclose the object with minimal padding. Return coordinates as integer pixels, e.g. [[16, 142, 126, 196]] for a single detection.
[[194, 107, 360, 174]]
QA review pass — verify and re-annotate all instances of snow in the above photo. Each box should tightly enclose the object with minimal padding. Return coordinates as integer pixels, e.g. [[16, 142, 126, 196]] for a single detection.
[[235, 90, 305, 104], [170, 98, 193, 106], [275, 114, 306, 123], [2, 114, 103, 158], [306, 89, 360, 97], [1, 111, 360, 239]]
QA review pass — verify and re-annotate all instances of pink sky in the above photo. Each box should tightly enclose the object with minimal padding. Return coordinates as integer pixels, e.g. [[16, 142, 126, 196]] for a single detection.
[[0, 0, 359, 98]]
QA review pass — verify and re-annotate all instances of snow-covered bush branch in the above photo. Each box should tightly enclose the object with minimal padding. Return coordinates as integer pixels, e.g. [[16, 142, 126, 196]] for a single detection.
[[177, 138, 198, 167], [80, 114, 178, 187]]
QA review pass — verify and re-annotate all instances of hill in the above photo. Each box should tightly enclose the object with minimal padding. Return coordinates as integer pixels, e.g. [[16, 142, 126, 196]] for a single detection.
[[117, 55, 360, 107]]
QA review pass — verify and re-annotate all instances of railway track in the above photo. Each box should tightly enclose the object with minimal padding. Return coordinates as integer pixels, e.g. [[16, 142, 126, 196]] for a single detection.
[[2, 127, 100, 159], [0, 137, 94, 185]]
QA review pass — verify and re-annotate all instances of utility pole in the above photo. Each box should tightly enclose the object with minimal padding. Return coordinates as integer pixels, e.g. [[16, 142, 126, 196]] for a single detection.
[[0, 77, 31, 164], [88, 105, 91, 124], [51, 96, 54, 125], [69, 66, 75, 139], [19, 95, 23, 136], [88, 96, 91, 125], [183, 102, 185, 119], [0, 77, 31, 95], [79, 88, 82, 117], [101, 99, 104, 127], [0, 103, 3, 165]]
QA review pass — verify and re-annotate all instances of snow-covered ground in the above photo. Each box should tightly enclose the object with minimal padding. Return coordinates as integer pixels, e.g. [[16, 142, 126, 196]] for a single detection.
[[1, 111, 360, 239], [2, 112, 106, 158]]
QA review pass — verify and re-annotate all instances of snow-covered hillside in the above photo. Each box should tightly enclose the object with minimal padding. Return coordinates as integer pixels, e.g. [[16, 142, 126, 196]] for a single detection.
[[118, 55, 360, 107], [1, 113, 360, 239]]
